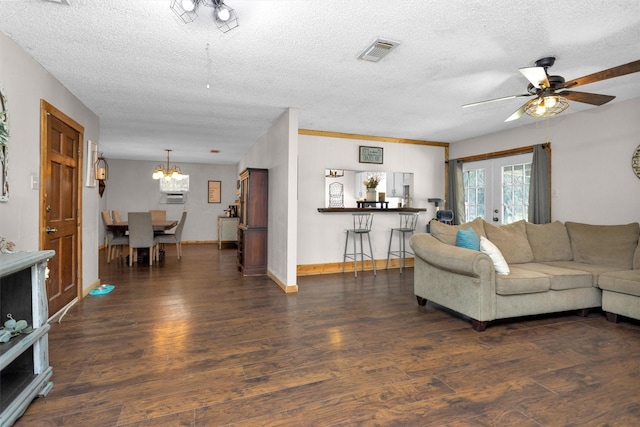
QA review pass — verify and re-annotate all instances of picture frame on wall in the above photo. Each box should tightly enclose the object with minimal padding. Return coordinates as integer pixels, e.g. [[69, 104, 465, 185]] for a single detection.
[[359, 145, 383, 164], [85, 140, 97, 188], [208, 180, 221, 203], [0, 84, 9, 202]]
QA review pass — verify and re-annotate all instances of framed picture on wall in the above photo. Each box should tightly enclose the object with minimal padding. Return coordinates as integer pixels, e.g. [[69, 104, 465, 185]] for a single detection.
[[208, 180, 221, 203], [85, 140, 97, 188], [359, 145, 383, 164], [0, 84, 9, 201]]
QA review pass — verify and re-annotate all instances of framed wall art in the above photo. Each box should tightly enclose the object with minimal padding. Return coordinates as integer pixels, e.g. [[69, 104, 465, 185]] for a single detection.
[[208, 180, 221, 203], [359, 145, 383, 164], [0, 84, 9, 202], [85, 140, 97, 187]]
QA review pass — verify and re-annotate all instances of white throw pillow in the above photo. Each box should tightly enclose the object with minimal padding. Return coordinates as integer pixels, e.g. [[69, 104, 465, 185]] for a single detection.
[[480, 236, 510, 275]]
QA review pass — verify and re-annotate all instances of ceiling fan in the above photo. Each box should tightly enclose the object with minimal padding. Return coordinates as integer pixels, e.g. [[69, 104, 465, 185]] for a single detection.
[[463, 57, 640, 122]]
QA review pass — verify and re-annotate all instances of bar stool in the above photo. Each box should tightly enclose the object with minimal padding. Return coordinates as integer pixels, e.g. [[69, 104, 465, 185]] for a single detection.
[[386, 212, 420, 273], [343, 213, 376, 278]]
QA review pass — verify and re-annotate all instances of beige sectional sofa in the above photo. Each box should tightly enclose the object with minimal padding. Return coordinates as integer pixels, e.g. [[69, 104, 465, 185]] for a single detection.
[[409, 218, 640, 331]]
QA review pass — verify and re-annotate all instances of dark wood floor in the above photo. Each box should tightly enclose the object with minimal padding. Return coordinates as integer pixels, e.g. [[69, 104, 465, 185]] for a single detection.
[[15, 244, 640, 426]]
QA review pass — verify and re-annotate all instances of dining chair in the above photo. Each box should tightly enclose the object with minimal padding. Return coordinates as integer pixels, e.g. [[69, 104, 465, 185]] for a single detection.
[[156, 211, 187, 259], [127, 212, 159, 266], [149, 210, 167, 222], [112, 210, 122, 223], [101, 211, 128, 263]]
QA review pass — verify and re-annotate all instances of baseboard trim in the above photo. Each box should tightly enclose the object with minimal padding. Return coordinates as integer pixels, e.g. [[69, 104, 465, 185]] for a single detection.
[[268, 271, 298, 293], [84, 278, 101, 297], [297, 258, 414, 276]]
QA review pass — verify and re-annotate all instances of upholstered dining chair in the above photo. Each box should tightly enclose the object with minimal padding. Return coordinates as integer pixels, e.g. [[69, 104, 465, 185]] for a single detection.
[[101, 210, 128, 263], [112, 210, 122, 223], [150, 209, 168, 237], [149, 209, 167, 222], [127, 212, 159, 266], [156, 211, 187, 259]]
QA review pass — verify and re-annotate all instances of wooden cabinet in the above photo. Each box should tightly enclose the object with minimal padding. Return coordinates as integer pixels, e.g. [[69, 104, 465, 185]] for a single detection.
[[217, 216, 239, 249], [0, 250, 55, 426], [237, 168, 268, 275]]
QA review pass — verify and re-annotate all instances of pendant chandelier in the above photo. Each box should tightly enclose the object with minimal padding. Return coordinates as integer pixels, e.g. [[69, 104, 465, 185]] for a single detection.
[[152, 149, 183, 180]]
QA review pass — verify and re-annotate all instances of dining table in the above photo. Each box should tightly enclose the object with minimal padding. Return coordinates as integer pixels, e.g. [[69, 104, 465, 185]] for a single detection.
[[106, 220, 178, 233]]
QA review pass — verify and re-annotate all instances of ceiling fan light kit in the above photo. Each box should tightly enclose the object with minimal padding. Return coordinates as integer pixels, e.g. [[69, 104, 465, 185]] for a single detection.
[[170, 0, 239, 32], [464, 57, 640, 122], [524, 94, 569, 118]]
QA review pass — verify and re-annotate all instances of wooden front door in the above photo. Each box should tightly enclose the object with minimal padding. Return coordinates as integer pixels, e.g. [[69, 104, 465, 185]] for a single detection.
[[40, 100, 83, 317]]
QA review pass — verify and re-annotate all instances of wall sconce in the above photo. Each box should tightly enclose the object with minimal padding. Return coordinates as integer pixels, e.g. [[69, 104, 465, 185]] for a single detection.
[[94, 153, 108, 181], [94, 153, 108, 197]]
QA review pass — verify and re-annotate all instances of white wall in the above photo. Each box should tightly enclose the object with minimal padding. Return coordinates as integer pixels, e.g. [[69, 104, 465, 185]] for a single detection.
[[103, 159, 239, 242], [297, 135, 446, 265], [239, 108, 299, 289], [0, 30, 100, 292], [451, 97, 640, 225]]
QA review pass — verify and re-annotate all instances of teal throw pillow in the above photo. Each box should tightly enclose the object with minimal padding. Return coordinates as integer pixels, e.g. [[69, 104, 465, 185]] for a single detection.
[[456, 227, 480, 251]]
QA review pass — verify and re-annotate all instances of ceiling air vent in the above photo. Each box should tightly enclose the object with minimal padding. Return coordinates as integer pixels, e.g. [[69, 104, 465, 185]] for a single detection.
[[357, 39, 399, 62]]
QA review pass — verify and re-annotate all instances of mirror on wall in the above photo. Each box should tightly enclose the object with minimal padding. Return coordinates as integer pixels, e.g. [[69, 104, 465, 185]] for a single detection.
[[324, 169, 413, 208]]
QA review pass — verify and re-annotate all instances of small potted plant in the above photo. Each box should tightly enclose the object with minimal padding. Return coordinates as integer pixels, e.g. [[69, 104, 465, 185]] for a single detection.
[[363, 174, 381, 201]]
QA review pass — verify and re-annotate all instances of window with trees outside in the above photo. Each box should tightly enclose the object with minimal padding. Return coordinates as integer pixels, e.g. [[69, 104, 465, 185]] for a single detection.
[[462, 153, 532, 225]]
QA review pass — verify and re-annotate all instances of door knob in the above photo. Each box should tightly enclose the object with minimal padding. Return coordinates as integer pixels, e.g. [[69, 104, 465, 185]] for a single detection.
[[493, 217, 499, 222], [45, 226, 57, 234]]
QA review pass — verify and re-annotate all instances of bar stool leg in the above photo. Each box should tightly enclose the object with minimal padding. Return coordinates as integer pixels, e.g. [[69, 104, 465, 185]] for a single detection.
[[385, 229, 395, 270], [342, 231, 349, 274], [399, 231, 405, 273], [367, 232, 376, 276]]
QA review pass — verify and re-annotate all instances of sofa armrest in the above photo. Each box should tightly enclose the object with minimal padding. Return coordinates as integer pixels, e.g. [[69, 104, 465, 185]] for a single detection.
[[410, 232, 493, 277]]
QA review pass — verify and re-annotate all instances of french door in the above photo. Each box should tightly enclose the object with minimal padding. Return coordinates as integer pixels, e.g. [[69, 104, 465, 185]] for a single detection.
[[463, 153, 532, 225]]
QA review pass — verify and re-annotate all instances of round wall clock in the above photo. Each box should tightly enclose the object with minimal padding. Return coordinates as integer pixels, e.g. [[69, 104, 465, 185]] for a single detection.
[[633, 144, 640, 180]]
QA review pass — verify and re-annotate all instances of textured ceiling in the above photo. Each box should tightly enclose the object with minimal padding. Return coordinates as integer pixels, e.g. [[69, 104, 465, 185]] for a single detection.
[[0, 0, 639, 165]]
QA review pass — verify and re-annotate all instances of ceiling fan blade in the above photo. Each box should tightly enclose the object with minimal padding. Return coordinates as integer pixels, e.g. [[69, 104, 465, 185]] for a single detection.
[[504, 102, 528, 122], [519, 66, 550, 89], [563, 59, 640, 89], [557, 90, 616, 106], [462, 94, 530, 108]]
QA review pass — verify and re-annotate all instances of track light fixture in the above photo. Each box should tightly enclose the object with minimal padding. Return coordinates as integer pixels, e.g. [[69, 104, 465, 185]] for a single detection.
[[170, 0, 239, 33]]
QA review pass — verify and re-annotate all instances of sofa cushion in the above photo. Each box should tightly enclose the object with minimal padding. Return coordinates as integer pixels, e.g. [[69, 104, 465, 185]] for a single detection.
[[599, 270, 640, 297], [634, 236, 640, 270], [480, 236, 509, 275], [456, 228, 480, 251], [514, 263, 593, 290], [483, 220, 535, 264], [542, 261, 625, 286], [525, 221, 573, 262], [495, 266, 550, 295], [565, 222, 640, 269], [430, 216, 486, 246]]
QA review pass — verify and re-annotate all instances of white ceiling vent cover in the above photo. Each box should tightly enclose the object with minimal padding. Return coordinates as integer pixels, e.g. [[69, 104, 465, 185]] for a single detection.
[[357, 39, 399, 62]]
